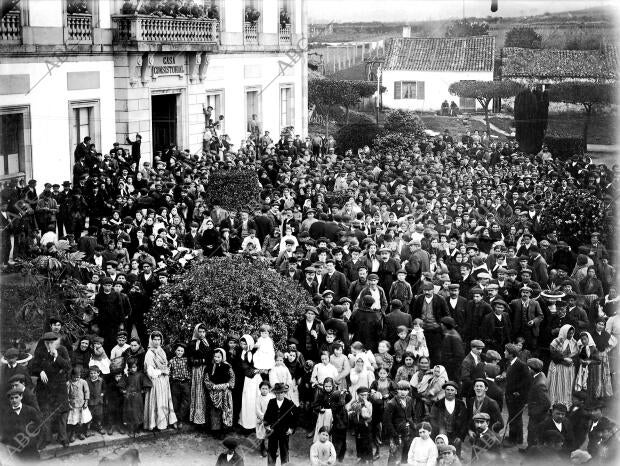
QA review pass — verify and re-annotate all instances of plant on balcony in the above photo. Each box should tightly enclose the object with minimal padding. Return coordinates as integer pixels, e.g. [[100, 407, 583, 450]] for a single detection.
[[280, 9, 291, 27], [245, 6, 260, 24], [207, 4, 220, 20], [120, 0, 137, 15], [67, 0, 89, 14]]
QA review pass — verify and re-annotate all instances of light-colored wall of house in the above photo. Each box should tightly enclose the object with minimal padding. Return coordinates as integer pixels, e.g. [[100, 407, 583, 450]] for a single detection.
[[0, 59, 117, 184], [28, 0, 63, 27], [382, 70, 494, 111]]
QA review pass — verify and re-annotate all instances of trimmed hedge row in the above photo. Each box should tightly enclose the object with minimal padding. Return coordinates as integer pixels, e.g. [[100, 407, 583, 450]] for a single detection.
[[544, 134, 585, 160]]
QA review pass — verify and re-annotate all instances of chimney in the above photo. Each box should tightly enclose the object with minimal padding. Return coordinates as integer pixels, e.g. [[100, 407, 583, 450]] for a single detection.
[[402, 25, 411, 38]]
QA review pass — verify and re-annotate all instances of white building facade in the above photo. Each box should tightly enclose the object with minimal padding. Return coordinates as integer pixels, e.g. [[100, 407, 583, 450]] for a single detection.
[[0, 0, 308, 184], [380, 36, 495, 112]]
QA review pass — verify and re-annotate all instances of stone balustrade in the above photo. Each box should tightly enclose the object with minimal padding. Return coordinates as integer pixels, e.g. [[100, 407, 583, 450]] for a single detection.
[[112, 15, 219, 44], [1, 11, 21, 43], [244, 22, 258, 44], [67, 13, 93, 43]]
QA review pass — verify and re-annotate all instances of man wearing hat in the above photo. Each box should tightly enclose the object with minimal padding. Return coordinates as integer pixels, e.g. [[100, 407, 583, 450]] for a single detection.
[[460, 340, 485, 398], [437, 444, 459, 465], [263, 382, 297, 466], [300, 266, 319, 296], [510, 285, 543, 352], [430, 381, 467, 456], [412, 281, 449, 365], [503, 343, 531, 446], [467, 378, 503, 434], [532, 403, 576, 454], [292, 305, 326, 362], [347, 386, 373, 464], [215, 437, 244, 465], [389, 268, 413, 311], [384, 380, 416, 465], [2, 387, 43, 460], [463, 287, 492, 343], [349, 295, 383, 352], [319, 258, 348, 303], [30, 331, 71, 448], [1, 348, 31, 393], [525, 358, 550, 449], [384, 299, 413, 344], [471, 412, 502, 463], [480, 299, 512, 353], [354, 272, 388, 315], [440, 317, 465, 382], [94, 276, 127, 354]]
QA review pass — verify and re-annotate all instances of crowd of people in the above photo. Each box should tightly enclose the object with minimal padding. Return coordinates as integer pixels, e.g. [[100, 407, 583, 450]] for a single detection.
[[0, 117, 619, 465]]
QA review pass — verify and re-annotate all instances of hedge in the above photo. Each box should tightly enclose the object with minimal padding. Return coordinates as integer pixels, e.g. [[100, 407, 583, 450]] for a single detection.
[[544, 134, 585, 160]]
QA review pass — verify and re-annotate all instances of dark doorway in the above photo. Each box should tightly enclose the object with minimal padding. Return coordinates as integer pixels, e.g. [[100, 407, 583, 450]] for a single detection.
[[151, 94, 177, 154]]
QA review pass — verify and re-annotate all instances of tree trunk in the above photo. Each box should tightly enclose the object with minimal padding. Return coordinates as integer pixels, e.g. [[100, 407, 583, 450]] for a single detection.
[[583, 105, 591, 149], [482, 99, 491, 136], [344, 105, 350, 124], [326, 104, 331, 137]]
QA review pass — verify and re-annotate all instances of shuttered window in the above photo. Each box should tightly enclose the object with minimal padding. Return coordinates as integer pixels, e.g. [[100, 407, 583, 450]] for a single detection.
[[394, 81, 425, 99]]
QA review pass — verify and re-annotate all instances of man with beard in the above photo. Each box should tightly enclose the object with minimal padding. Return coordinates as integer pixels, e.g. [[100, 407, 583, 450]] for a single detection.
[[470, 412, 502, 464]]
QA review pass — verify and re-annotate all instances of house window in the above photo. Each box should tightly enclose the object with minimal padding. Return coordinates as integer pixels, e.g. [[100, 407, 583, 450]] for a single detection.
[[0, 106, 31, 179], [205, 91, 224, 133], [394, 81, 425, 100], [280, 85, 294, 130], [459, 97, 476, 109], [69, 100, 100, 165], [246, 88, 262, 134]]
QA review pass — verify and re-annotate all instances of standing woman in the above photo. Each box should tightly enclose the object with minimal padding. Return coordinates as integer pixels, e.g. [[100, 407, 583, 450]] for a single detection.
[[188, 323, 211, 428], [238, 334, 262, 432], [547, 324, 579, 408], [143, 331, 177, 430], [204, 348, 235, 439], [591, 318, 616, 400], [575, 331, 601, 399]]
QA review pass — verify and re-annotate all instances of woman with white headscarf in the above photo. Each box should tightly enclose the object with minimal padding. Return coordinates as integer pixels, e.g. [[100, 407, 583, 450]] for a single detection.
[[204, 348, 235, 438], [547, 324, 579, 407], [575, 331, 601, 397], [143, 330, 177, 430], [238, 334, 262, 430]]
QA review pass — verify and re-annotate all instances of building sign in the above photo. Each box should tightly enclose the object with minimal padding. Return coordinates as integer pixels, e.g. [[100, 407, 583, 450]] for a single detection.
[[152, 55, 185, 79]]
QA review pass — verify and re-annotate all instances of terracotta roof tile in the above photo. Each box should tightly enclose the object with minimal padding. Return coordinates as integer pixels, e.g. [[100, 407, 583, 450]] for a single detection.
[[383, 36, 495, 72]]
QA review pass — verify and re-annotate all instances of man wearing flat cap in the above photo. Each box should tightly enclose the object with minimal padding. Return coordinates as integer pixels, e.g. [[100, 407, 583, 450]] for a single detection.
[[430, 381, 467, 456], [440, 317, 465, 382], [471, 411, 502, 463], [526, 357, 550, 449], [480, 299, 512, 353], [384, 380, 416, 465], [1, 387, 43, 460], [510, 285, 543, 352], [412, 281, 449, 365], [263, 383, 297, 466], [0, 348, 31, 393], [30, 331, 71, 448], [215, 437, 244, 465], [349, 295, 383, 352], [383, 299, 413, 345], [503, 343, 531, 446], [292, 305, 326, 362], [532, 403, 576, 454], [94, 276, 127, 354]]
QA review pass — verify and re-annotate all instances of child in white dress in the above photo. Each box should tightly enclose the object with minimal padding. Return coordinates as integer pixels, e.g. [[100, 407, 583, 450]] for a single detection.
[[269, 352, 296, 403], [255, 380, 274, 457], [253, 324, 275, 378]]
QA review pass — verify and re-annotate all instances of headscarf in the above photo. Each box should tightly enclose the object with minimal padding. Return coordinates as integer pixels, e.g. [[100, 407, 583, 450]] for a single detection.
[[192, 323, 209, 351], [551, 324, 578, 355], [211, 347, 227, 375], [577, 331, 596, 358], [435, 434, 449, 446], [148, 330, 164, 349], [240, 334, 255, 363]]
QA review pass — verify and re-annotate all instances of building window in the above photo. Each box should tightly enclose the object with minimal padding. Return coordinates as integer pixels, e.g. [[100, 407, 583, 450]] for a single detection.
[[206, 91, 224, 133], [245, 88, 262, 134], [393, 81, 425, 100], [0, 106, 31, 179], [459, 96, 476, 109], [69, 100, 100, 164], [280, 85, 294, 131]]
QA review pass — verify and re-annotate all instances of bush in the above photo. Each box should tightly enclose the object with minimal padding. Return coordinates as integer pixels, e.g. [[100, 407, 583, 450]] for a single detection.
[[539, 189, 614, 249], [204, 169, 261, 211], [383, 109, 425, 136], [544, 134, 585, 160], [505, 27, 542, 48], [146, 256, 312, 350], [336, 122, 380, 153], [373, 132, 420, 154]]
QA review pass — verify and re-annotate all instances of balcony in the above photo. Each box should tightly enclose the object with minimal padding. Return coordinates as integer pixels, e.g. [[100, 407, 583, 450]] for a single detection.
[[66, 13, 92, 43], [1, 11, 21, 43], [244, 22, 258, 44], [112, 15, 219, 51], [279, 24, 291, 44]]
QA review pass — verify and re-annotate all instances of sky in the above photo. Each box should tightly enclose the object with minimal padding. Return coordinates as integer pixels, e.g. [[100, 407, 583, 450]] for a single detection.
[[308, 0, 619, 23]]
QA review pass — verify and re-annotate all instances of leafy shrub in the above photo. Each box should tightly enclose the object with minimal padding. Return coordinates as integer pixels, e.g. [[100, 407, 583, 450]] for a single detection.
[[504, 26, 542, 48], [383, 109, 425, 136], [539, 189, 614, 249], [544, 134, 585, 160], [204, 170, 261, 211], [336, 122, 380, 153], [146, 256, 312, 349], [373, 132, 420, 154]]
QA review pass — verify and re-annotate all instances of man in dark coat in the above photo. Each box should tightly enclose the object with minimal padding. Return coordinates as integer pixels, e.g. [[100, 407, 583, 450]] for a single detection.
[[2, 388, 42, 460], [383, 299, 412, 344], [323, 305, 350, 352], [430, 381, 468, 456], [531, 403, 575, 454], [292, 306, 325, 362], [466, 378, 503, 434], [460, 340, 486, 398], [503, 343, 532, 446], [446, 283, 467, 332], [411, 282, 448, 364], [319, 258, 348, 302], [463, 287, 492, 343], [30, 332, 71, 448], [480, 299, 512, 353], [471, 412, 502, 464], [348, 295, 383, 352], [263, 383, 297, 466], [383, 380, 416, 465], [440, 317, 465, 382], [94, 277, 127, 353], [510, 286, 543, 351], [525, 358, 551, 448]]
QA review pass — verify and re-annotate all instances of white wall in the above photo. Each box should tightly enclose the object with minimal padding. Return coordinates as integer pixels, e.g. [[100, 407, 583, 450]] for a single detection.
[[382, 70, 493, 111], [28, 0, 63, 27], [0, 59, 116, 184]]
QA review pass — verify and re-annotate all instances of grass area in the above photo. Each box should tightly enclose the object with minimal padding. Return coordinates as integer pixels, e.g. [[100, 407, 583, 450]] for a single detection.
[[419, 114, 494, 138], [489, 112, 618, 145]]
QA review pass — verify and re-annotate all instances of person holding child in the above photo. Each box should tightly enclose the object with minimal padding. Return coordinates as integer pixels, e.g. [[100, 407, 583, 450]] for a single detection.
[[143, 330, 177, 430]]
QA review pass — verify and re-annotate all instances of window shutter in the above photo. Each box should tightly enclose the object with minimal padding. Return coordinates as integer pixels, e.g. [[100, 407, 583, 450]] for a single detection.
[[394, 81, 401, 99], [417, 81, 425, 99]]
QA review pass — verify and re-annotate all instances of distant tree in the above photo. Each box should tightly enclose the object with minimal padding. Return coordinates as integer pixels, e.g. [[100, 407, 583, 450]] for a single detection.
[[336, 122, 380, 154], [514, 88, 549, 154], [445, 19, 489, 37], [448, 80, 524, 135], [565, 35, 603, 50], [504, 27, 542, 48], [383, 109, 425, 137], [548, 82, 615, 146], [373, 132, 420, 155]]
